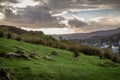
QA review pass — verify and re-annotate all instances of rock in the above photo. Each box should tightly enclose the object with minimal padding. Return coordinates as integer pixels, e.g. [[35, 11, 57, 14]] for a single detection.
[[0, 67, 14, 80], [5, 52, 19, 58], [20, 54, 30, 60], [29, 53, 40, 59], [0, 52, 6, 57], [51, 51, 58, 56], [5, 52, 30, 60], [43, 55, 53, 61]]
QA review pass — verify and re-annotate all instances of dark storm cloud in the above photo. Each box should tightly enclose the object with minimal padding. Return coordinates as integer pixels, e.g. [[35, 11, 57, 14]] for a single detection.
[[74, 0, 120, 5], [16, 6, 54, 22], [4, 8, 21, 20], [0, 0, 120, 29], [44, 0, 120, 10], [2, 4, 64, 28], [0, 5, 3, 12], [0, 0, 19, 12], [68, 19, 88, 28], [0, 0, 19, 3], [1, 0, 120, 20], [0, 0, 54, 23]]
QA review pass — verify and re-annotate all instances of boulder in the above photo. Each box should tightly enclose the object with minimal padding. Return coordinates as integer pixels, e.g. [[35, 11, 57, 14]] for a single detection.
[[43, 55, 53, 61], [29, 53, 40, 59], [0, 67, 14, 80], [5, 52, 19, 58], [5, 52, 31, 60], [0, 52, 6, 57], [20, 54, 30, 60], [51, 51, 58, 56]]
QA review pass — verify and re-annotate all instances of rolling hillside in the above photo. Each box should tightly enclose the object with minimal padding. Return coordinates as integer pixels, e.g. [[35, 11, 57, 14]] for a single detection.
[[0, 38, 120, 80], [53, 28, 120, 40], [70, 32, 120, 44]]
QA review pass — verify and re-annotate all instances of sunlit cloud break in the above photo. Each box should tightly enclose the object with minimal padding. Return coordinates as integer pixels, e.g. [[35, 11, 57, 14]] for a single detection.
[[20, 27, 77, 35], [11, 0, 40, 8]]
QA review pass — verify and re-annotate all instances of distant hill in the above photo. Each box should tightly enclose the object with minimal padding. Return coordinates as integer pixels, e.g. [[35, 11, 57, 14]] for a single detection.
[[82, 32, 120, 44], [0, 25, 44, 35], [53, 28, 120, 40]]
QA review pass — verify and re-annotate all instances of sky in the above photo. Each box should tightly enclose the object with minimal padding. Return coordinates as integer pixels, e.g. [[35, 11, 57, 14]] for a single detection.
[[0, 0, 120, 34]]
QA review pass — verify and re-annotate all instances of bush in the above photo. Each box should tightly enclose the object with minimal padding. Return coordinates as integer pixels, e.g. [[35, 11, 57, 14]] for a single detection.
[[102, 48, 114, 60], [15, 36, 22, 41], [99, 51, 105, 59], [7, 33, 12, 39], [112, 54, 120, 63], [104, 52, 114, 60], [0, 52, 6, 57], [0, 31, 4, 37], [73, 52, 80, 58]]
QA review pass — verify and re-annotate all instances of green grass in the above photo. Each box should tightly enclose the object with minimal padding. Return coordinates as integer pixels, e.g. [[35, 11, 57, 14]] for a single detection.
[[0, 38, 120, 80]]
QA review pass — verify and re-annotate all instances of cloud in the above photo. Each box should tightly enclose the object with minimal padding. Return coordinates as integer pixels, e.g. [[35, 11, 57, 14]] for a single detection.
[[2, 5, 64, 28], [29, 0, 114, 12], [11, 0, 40, 8], [45, 0, 120, 11], [0, 0, 120, 34], [91, 16, 120, 26], [0, 12, 5, 20], [68, 19, 88, 28], [64, 16, 120, 33], [0, 0, 19, 3], [21, 27, 77, 34]]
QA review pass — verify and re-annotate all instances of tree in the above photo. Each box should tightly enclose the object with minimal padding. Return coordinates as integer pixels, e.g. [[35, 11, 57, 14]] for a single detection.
[[0, 31, 4, 37], [7, 33, 12, 39], [59, 35, 63, 41], [118, 45, 120, 54], [73, 51, 80, 58]]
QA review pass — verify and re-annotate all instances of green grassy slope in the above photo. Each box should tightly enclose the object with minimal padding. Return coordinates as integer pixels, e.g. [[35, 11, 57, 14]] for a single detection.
[[0, 38, 120, 80]]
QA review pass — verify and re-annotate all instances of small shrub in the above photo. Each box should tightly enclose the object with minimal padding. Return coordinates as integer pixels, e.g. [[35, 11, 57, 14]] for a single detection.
[[0, 31, 4, 37], [99, 50, 105, 59], [104, 52, 114, 60], [0, 52, 6, 57], [112, 54, 120, 63], [7, 33, 12, 39], [15, 36, 22, 41], [73, 51, 80, 58]]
